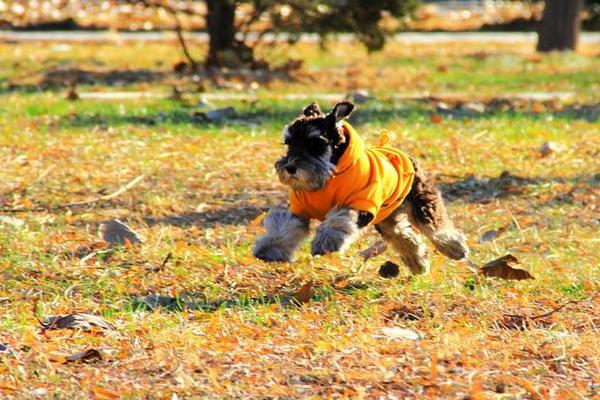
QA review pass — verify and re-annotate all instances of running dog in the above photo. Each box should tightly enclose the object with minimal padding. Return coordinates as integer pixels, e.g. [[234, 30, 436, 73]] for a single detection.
[[253, 101, 468, 274]]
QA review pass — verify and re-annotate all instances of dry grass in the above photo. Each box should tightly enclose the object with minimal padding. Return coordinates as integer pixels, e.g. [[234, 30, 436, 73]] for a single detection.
[[0, 39, 599, 398]]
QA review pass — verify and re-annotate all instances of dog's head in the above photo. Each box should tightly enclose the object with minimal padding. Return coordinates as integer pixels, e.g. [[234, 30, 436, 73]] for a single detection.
[[276, 101, 354, 192]]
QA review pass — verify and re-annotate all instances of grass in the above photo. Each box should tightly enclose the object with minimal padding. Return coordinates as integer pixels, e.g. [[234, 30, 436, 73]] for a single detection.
[[0, 38, 599, 398]]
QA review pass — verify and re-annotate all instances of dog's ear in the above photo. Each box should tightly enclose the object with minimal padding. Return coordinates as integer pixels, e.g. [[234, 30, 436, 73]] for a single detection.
[[323, 102, 354, 145], [329, 101, 354, 123], [302, 102, 323, 117]]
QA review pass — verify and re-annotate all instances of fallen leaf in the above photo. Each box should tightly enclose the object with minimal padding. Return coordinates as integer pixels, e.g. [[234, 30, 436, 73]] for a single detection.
[[349, 90, 374, 104], [172, 85, 185, 100], [249, 212, 266, 227], [333, 276, 349, 289], [379, 261, 400, 278], [479, 229, 500, 243], [64, 349, 102, 363], [539, 141, 563, 157], [101, 220, 143, 246], [92, 386, 121, 400], [0, 216, 24, 228], [173, 61, 188, 73], [479, 223, 512, 243], [429, 114, 443, 124], [462, 102, 486, 113], [0, 386, 18, 395], [383, 304, 424, 323], [137, 294, 186, 311], [531, 102, 545, 113], [294, 282, 314, 304], [29, 388, 48, 398], [203, 107, 236, 123], [65, 87, 79, 101], [381, 326, 421, 340], [519, 378, 543, 400], [39, 313, 114, 331], [479, 254, 534, 280], [360, 240, 387, 261], [0, 343, 16, 356], [435, 101, 451, 110]]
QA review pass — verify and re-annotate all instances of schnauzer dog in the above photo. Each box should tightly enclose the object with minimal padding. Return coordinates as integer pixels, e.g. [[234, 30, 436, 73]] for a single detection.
[[253, 101, 468, 274]]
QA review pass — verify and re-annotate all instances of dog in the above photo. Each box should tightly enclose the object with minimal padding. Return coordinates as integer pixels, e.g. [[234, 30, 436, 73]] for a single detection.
[[253, 101, 468, 274]]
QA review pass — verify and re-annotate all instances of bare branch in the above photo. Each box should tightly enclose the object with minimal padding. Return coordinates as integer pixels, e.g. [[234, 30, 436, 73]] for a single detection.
[[136, 0, 200, 67]]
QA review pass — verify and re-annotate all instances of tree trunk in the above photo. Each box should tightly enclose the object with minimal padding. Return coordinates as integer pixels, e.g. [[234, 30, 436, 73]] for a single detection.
[[206, 0, 236, 65], [205, 0, 253, 67], [537, 0, 584, 52]]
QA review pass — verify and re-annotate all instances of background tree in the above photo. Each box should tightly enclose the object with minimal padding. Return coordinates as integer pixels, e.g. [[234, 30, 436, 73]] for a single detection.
[[146, 0, 418, 68], [583, 0, 600, 30], [537, 0, 584, 51]]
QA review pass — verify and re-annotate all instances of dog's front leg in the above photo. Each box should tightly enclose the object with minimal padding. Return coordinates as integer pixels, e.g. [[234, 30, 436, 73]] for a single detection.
[[311, 207, 370, 256], [253, 207, 309, 262]]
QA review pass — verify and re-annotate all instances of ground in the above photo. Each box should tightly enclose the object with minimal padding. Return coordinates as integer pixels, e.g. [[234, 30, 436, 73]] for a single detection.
[[0, 37, 599, 398]]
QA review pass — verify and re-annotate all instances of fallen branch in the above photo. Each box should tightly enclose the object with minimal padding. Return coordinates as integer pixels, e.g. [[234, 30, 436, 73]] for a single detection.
[[138, 0, 200, 68], [0, 174, 145, 213], [504, 299, 581, 321], [147, 252, 173, 274]]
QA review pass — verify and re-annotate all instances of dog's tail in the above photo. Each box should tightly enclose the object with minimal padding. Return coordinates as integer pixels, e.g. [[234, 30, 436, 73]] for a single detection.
[[405, 155, 468, 260], [406, 155, 446, 229]]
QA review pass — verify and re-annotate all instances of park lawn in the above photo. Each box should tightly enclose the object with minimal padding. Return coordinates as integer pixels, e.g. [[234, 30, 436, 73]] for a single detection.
[[0, 39, 599, 398]]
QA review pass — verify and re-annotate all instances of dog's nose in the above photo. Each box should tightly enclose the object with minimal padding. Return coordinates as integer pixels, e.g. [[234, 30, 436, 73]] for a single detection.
[[285, 165, 297, 174]]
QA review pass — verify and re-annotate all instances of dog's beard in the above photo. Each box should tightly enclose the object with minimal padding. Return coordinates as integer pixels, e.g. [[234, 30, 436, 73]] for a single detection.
[[276, 158, 335, 192]]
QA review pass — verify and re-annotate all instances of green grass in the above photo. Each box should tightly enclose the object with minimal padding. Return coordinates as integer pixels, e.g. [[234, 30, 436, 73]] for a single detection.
[[0, 39, 599, 398]]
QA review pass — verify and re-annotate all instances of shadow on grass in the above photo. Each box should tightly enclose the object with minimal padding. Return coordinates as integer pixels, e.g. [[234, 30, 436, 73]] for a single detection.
[[129, 280, 369, 313], [141, 172, 597, 231], [144, 204, 269, 228], [1, 68, 168, 95], [129, 292, 299, 313], [55, 100, 600, 131], [2, 65, 294, 94], [439, 171, 599, 204]]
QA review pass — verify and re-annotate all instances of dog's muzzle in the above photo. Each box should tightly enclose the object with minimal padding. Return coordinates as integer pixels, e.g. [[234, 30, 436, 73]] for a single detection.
[[276, 160, 323, 192]]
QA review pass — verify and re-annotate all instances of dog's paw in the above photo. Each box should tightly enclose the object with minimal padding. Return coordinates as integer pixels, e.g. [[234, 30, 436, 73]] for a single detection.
[[253, 244, 291, 262], [431, 228, 469, 260], [311, 230, 345, 256], [401, 254, 431, 275]]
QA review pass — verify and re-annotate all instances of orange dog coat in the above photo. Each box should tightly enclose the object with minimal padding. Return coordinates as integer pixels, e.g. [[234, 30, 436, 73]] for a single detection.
[[289, 122, 415, 225]]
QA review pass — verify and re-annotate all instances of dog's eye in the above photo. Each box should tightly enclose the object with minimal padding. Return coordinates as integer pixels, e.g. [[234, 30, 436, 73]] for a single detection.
[[309, 137, 328, 147]]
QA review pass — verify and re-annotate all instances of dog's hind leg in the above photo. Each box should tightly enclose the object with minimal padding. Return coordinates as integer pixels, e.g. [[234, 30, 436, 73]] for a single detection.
[[253, 207, 309, 262], [405, 157, 469, 260], [376, 209, 430, 275]]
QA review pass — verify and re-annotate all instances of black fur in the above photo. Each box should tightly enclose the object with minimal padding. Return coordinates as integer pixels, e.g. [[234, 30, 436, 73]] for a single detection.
[[405, 155, 447, 229], [275, 102, 352, 192]]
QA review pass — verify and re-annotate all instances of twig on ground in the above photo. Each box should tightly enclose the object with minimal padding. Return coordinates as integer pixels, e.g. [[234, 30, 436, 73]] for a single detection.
[[148, 252, 173, 274], [504, 299, 582, 321], [0, 174, 145, 213]]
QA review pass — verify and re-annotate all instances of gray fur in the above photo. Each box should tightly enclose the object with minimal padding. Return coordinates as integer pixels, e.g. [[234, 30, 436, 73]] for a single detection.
[[276, 156, 335, 192], [377, 210, 430, 275], [311, 207, 361, 256], [253, 208, 309, 262], [404, 201, 468, 260], [430, 228, 469, 260]]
